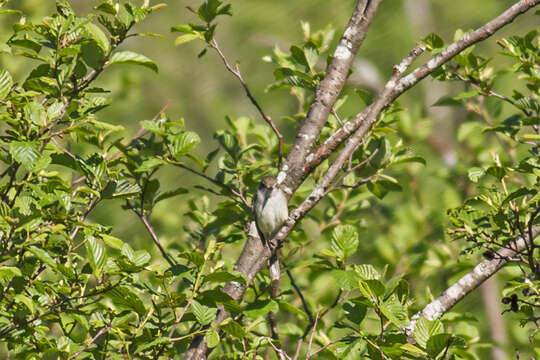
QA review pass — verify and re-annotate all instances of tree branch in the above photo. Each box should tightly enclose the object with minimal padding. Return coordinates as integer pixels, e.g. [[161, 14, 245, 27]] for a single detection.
[[302, 0, 540, 184], [403, 226, 540, 338], [281, 0, 382, 195]]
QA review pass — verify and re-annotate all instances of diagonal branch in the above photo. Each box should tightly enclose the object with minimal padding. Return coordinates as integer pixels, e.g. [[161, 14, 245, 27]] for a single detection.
[[281, 0, 382, 195], [210, 38, 284, 168], [302, 0, 540, 185], [403, 226, 540, 338]]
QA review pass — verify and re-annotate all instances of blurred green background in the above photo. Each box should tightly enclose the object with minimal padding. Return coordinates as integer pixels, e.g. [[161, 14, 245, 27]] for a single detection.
[[1, 0, 538, 357]]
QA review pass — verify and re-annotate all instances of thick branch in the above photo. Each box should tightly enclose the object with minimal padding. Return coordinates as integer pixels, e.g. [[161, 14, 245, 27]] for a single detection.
[[302, 0, 540, 183], [281, 0, 382, 195], [403, 227, 540, 337]]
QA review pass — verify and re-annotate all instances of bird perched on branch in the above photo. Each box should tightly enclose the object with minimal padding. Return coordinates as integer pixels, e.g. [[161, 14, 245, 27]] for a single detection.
[[253, 175, 288, 284]]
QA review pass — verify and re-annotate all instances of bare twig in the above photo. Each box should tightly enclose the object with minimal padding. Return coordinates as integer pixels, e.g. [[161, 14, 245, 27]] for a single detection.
[[68, 326, 111, 360], [210, 38, 284, 168], [168, 299, 193, 338], [127, 201, 175, 267], [286, 269, 314, 326], [305, 308, 321, 359]]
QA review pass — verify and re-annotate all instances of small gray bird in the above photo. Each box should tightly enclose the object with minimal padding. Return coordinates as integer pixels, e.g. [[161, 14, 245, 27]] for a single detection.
[[253, 175, 288, 243], [253, 175, 288, 285]]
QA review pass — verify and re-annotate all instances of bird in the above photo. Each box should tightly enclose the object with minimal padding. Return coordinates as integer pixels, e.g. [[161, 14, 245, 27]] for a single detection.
[[253, 175, 288, 286], [253, 175, 288, 244]]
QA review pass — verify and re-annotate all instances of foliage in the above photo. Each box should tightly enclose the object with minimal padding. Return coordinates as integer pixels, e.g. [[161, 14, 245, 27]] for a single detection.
[[0, 0, 538, 359]]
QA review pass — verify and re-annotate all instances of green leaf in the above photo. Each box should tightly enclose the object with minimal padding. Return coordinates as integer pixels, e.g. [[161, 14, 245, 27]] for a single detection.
[[100, 234, 124, 250], [454, 90, 479, 100], [86, 236, 106, 277], [28, 246, 56, 268], [85, 23, 110, 53], [0, 266, 22, 284], [9, 141, 41, 171], [392, 155, 426, 166], [414, 317, 443, 348], [343, 301, 367, 324], [191, 300, 217, 326], [135, 337, 170, 354], [330, 269, 360, 290], [94, 2, 117, 15], [106, 286, 147, 315], [467, 167, 485, 183], [330, 224, 359, 259], [0, 68, 13, 100], [203, 271, 246, 285], [109, 51, 158, 73], [367, 181, 389, 199], [170, 131, 200, 157], [354, 264, 380, 280], [380, 295, 408, 327], [220, 319, 246, 338], [426, 333, 453, 358], [400, 343, 428, 357], [135, 157, 167, 172], [423, 33, 444, 51], [502, 187, 536, 206], [206, 329, 220, 348], [175, 34, 201, 45], [244, 300, 279, 318]]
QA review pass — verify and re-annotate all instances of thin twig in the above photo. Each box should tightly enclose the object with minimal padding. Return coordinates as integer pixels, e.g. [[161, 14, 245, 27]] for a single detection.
[[168, 299, 193, 338], [285, 269, 313, 326], [127, 201, 175, 267], [209, 38, 284, 169], [168, 159, 251, 209], [305, 307, 321, 359], [267, 339, 290, 360], [308, 336, 349, 358], [68, 326, 111, 360]]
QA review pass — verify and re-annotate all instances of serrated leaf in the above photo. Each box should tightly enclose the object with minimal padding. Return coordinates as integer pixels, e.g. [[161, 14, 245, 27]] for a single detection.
[[380, 295, 408, 327], [106, 286, 146, 315], [9, 141, 41, 171], [109, 51, 158, 73], [414, 317, 443, 348], [502, 187, 536, 206], [467, 167, 485, 183], [426, 333, 453, 357], [330, 224, 359, 259], [170, 131, 200, 157], [354, 264, 380, 280], [86, 236, 106, 277], [28, 246, 56, 268], [0, 68, 13, 100], [330, 269, 360, 290], [191, 300, 216, 326]]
